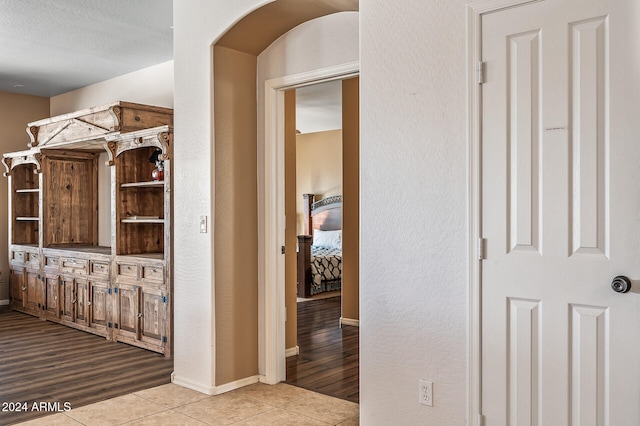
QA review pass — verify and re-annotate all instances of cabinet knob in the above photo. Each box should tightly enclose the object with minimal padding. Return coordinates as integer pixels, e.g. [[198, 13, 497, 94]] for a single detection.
[[137, 313, 143, 318], [72, 299, 77, 304]]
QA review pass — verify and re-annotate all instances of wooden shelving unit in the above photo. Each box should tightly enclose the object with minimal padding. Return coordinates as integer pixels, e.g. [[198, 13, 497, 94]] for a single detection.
[[2, 101, 173, 357]]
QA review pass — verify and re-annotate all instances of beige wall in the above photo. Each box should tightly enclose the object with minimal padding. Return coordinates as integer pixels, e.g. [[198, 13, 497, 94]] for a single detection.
[[50, 61, 173, 115], [213, 46, 259, 385], [295, 129, 343, 235], [341, 77, 359, 322], [0, 91, 50, 302], [284, 90, 298, 350]]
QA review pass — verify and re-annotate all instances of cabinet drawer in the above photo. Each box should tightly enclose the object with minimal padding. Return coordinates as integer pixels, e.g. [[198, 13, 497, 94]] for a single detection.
[[44, 255, 60, 269], [142, 264, 164, 282], [27, 251, 39, 267], [90, 261, 110, 277], [117, 262, 139, 278], [12, 250, 25, 263], [60, 258, 88, 275]]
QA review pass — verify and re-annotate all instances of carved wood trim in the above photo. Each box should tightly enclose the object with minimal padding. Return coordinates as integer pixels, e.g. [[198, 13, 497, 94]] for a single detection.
[[109, 105, 122, 132], [2, 153, 42, 176], [104, 141, 117, 166], [2, 157, 12, 177], [27, 126, 39, 147]]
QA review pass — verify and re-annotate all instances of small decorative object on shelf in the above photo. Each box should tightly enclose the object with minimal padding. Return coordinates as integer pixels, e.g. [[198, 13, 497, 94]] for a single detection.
[[149, 149, 164, 181], [152, 161, 164, 181]]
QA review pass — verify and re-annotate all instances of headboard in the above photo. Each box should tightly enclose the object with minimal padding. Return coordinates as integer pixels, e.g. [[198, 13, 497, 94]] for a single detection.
[[302, 193, 343, 236]]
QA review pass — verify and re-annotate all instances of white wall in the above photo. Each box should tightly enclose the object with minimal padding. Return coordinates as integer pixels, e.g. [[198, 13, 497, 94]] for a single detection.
[[172, 0, 257, 394], [174, 0, 469, 423], [359, 1, 468, 424]]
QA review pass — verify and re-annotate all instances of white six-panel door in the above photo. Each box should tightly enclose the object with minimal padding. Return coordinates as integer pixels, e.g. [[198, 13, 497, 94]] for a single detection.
[[481, 0, 640, 424]]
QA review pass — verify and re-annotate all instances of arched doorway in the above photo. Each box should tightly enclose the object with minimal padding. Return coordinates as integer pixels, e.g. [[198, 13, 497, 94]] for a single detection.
[[211, 0, 358, 388]]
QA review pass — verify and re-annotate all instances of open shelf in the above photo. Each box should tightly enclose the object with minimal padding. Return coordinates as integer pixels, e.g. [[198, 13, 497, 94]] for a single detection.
[[121, 218, 165, 224], [11, 163, 40, 245], [121, 181, 164, 188]]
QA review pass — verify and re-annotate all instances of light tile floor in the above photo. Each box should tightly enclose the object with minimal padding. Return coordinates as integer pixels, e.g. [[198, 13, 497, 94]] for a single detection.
[[15, 383, 359, 426]]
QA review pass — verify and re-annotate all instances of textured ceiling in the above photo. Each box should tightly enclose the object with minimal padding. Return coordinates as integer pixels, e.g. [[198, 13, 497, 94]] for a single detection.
[[0, 0, 173, 97], [0, 0, 345, 133]]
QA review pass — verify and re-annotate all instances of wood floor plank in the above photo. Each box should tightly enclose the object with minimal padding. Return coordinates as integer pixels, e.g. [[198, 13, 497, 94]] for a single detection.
[[286, 296, 360, 403], [0, 307, 173, 425]]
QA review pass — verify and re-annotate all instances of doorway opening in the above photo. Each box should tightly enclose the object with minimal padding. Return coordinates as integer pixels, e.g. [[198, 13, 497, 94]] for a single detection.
[[261, 62, 359, 388], [282, 79, 359, 402]]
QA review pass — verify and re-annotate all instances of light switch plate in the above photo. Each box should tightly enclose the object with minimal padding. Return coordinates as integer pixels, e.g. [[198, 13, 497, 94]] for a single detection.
[[199, 215, 207, 233]]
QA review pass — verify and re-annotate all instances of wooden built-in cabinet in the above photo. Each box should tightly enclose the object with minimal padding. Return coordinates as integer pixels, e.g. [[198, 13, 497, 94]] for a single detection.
[[2, 102, 173, 356]]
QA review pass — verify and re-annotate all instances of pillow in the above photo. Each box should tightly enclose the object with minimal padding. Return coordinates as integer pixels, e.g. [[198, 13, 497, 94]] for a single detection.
[[313, 229, 342, 249]]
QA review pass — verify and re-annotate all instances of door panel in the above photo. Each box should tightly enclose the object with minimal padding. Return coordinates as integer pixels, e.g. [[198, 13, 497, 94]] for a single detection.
[[88, 280, 109, 334], [481, 1, 640, 424], [10, 267, 25, 308], [44, 274, 60, 319], [74, 278, 88, 326]]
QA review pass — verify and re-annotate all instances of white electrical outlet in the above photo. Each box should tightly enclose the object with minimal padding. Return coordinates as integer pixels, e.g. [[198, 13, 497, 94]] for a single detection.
[[419, 380, 433, 406], [199, 215, 207, 233]]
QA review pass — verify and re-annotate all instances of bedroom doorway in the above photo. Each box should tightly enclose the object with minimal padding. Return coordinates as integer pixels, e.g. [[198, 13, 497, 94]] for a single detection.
[[262, 61, 358, 385], [282, 77, 360, 401]]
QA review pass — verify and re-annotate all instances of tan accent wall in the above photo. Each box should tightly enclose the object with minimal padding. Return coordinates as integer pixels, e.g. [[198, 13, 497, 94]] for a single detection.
[[284, 90, 298, 350], [0, 92, 50, 302], [213, 46, 259, 385], [295, 130, 343, 235], [341, 77, 360, 322]]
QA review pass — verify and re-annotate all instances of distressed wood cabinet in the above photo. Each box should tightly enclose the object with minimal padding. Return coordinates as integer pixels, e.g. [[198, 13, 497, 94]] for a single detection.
[[2, 102, 173, 356]]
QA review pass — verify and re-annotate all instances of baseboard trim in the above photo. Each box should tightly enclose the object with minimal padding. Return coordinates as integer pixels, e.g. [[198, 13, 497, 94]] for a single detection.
[[171, 374, 216, 395], [340, 317, 359, 327], [215, 375, 260, 395], [172, 374, 260, 396], [0, 299, 9, 306], [286, 346, 300, 357]]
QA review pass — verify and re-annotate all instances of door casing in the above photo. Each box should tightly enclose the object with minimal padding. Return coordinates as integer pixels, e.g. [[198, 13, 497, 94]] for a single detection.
[[261, 61, 359, 384], [467, 1, 543, 425]]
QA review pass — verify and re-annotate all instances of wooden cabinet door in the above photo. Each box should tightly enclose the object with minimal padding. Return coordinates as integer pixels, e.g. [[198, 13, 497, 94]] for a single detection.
[[43, 273, 60, 319], [74, 278, 88, 327], [61, 276, 75, 323], [61, 276, 88, 327], [140, 287, 165, 345], [88, 280, 109, 336], [115, 283, 167, 353], [25, 269, 40, 313], [9, 267, 25, 308], [116, 283, 139, 338]]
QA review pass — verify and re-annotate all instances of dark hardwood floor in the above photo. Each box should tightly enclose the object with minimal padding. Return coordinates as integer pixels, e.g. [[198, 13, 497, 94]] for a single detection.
[[0, 307, 173, 425], [286, 296, 359, 403]]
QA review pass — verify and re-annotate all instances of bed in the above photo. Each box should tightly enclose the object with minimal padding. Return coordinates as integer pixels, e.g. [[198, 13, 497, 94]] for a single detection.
[[297, 194, 343, 298]]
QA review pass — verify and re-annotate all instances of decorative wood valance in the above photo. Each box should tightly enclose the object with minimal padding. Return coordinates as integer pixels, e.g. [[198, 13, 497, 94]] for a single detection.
[[26, 101, 172, 149]]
